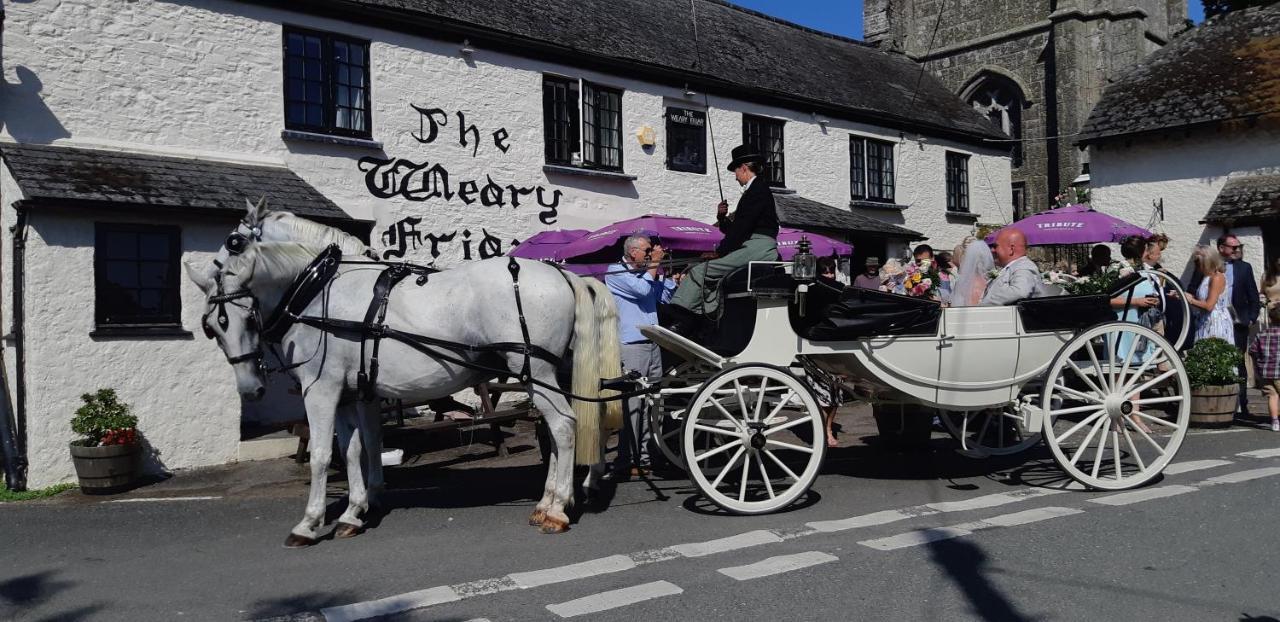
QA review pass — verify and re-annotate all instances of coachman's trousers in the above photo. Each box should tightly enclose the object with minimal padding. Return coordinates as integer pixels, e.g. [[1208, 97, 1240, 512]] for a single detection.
[[669, 234, 779, 318]]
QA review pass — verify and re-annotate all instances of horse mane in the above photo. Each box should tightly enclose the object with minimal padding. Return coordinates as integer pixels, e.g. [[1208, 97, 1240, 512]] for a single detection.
[[266, 211, 370, 255], [227, 241, 327, 286]]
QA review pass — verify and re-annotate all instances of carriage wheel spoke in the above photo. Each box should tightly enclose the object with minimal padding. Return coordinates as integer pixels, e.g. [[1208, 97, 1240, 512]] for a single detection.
[[765, 439, 814, 454], [1135, 410, 1180, 429], [1049, 403, 1107, 418], [1120, 423, 1147, 472], [1069, 414, 1109, 466], [710, 446, 746, 489], [1053, 383, 1105, 405], [1115, 334, 1142, 392], [694, 439, 743, 463], [1125, 416, 1167, 455], [1057, 410, 1107, 443], [733, 379, 752, 423], [708, 397, 747, 434], [739, 452, 751, 502], [692, 423, 741, 438], [1086, 340, 1111, 392], [959, 412, 971, 451], [1106, 334, 1121, 391], [753, 378, 770, 424], [1091, 420, 1110, 479], [758, 454, 776, 499], [1127, 369, 1179, 401], [761, 390, 798, 427], [764, 415, 809, 436], [1120, 353, 1171, 395], [1067, 359, 1108, 398], [762, 449, 801, 482], [1112, 429, 1123, 481], [1133, 395, 1185, 406]]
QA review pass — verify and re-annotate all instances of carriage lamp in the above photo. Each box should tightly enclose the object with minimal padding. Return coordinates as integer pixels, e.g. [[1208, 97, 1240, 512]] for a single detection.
[[792, 236, 816, 281]]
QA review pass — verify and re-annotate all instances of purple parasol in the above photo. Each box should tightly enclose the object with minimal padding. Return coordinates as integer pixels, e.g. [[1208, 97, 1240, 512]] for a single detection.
[[984, 204, 1152, 246], [556, 214, 724, 261], [506, 229, 589, 260], [777, 228, 853, 260]]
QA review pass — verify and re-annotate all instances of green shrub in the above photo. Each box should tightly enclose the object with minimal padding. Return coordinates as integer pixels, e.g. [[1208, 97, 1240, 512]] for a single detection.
[[1184, 338, 1242, 387], [69, 389, 138, 447], [0, 482, 75, 502]]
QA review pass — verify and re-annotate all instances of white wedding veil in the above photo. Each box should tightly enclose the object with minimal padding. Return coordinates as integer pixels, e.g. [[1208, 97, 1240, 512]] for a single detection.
[[952, 239, 994, 307]]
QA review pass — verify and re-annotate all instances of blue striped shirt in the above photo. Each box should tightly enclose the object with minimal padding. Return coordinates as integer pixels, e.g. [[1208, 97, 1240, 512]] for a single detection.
[[605, 263, 676, 344]]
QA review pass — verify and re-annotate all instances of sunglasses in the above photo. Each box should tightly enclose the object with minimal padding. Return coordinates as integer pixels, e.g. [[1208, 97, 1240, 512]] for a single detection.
[[1224, 244, 1244, 250]]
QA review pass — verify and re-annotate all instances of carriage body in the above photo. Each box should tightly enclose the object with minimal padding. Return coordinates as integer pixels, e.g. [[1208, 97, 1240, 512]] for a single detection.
[[643, 263, 1192, 515]]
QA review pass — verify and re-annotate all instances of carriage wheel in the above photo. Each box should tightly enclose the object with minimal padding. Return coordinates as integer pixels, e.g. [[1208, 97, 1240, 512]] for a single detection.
[[648, 362, 717, 470], [683, 364, 825, 515], [940, 405, 1041, 457], [1041, 322, 1190, 490], [1139, 269, 1191, 352]]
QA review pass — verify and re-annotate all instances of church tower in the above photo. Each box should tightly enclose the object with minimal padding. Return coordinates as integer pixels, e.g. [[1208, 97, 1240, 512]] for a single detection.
[[866, 0, 1187, 218]]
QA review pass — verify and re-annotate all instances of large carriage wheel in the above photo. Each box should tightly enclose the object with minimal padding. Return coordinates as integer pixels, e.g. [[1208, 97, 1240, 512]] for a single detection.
[[940, 405, 1041, 457], [683, 364, 825, 514], [1041, 322, 1190, 490], [1139, 269, 1191, 352], [648, 362, 718, 470]]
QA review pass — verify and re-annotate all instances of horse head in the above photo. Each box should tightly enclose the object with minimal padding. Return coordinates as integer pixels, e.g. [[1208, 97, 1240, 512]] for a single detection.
[[186, 247, 268, 400]]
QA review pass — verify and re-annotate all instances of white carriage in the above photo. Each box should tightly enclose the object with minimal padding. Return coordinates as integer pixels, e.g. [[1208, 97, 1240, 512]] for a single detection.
[[640, 262, 1192, 515]]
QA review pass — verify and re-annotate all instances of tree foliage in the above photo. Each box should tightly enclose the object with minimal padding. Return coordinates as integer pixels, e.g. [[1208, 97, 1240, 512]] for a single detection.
[[1203, 0, 1279, 18]]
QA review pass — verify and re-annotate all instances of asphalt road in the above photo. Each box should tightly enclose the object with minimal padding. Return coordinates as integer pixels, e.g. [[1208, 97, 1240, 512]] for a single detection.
[[4, 414, 1280, 622]]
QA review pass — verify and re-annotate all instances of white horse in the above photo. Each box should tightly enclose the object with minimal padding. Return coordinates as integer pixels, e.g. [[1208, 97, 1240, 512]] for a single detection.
[[188, 241, 621, 546]]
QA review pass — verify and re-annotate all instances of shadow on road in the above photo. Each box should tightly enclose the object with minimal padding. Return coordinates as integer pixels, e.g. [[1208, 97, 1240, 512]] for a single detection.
[[243, 590, 363, 620], [0, 570, 103, 621], [926, 538, 1037, 622]]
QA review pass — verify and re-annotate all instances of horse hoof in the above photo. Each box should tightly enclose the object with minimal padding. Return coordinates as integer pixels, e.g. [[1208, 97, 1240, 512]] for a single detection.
[[539, 517, 569, 534], [284, 533, 318, 548], [528, 510, 546, 526], [333, 522, 364, 539]]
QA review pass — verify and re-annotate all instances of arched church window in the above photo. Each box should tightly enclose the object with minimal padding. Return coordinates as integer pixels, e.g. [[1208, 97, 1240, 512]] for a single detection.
[[965, 75, 1024, 168]]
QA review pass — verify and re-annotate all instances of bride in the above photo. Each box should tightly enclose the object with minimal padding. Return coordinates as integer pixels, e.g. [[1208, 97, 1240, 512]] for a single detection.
[[950, 238, 994, 307]]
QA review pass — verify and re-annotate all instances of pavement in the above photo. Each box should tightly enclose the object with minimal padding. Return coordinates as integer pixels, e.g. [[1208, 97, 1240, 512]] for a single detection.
[[3, 393, 1280, 621]]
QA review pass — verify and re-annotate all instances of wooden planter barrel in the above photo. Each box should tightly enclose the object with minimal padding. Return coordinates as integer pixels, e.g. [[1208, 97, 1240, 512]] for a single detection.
[[1190, 384, 1238, 427], [69, 442, 140, 493]]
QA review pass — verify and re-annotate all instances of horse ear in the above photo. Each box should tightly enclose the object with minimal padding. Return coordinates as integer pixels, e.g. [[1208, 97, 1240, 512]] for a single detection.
[[184, 260, 215, 294], [245, 196, 268, 226]]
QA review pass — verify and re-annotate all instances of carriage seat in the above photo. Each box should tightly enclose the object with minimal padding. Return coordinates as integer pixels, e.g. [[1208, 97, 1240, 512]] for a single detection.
[[700, 264, 793, 357], [794, 283, 941, 342], [1014, 272, 1144, 332]]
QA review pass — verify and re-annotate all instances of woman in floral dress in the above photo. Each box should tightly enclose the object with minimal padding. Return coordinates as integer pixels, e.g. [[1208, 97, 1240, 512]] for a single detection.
[[1187, 245, 1234, 343]]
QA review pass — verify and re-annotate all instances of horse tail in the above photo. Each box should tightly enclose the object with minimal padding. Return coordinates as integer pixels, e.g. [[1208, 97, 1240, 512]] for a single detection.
[[566, 272, 604, 465], [583, 278, 623, 432]]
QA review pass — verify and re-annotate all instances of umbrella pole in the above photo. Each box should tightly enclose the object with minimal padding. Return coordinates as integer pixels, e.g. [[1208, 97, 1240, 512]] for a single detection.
[[690, 0, 725, 203]]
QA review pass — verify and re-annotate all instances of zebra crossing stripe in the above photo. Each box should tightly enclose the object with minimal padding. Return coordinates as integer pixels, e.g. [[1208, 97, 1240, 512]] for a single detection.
[[545, 581, 683, 618]]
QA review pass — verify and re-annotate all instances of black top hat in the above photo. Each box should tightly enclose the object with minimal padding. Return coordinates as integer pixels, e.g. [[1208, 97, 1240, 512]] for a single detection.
[[726, 144, 763, 172]]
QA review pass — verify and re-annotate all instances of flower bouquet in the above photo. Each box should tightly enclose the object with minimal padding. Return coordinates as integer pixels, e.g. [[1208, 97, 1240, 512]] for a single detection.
[[1059, 261, 1133, 296], [902, 259, 941, 299]]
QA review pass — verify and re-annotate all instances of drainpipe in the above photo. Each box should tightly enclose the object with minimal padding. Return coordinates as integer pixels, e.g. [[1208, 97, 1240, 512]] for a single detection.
[[3, 203, 29, 490]]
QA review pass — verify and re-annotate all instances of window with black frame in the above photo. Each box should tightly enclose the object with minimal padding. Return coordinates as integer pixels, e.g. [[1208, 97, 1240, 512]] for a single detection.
[[582, 82, 623, 170], [542, 76, 581, 165], [542, 77, 623, 171], [283, 26, 371, 138], [95, 223, 181, 328], [850, 136, 895, 202], [946, 152, 971, 213], [742, 114, 785, 187], [666, 107, 706, 174]]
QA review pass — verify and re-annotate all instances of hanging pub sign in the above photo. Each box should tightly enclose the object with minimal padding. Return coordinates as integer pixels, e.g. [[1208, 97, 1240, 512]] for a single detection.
[[666, 107, 707, 174]]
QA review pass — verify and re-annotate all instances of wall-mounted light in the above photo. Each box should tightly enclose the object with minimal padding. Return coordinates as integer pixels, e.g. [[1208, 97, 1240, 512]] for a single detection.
[[684, 84, 697, 98], [460, 39, 475, 56], [812, 112, 829, 128], [635, 125, 656, 147]]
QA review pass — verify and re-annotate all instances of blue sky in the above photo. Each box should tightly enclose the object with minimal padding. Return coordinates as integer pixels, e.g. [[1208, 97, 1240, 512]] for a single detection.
[[730, 1, 1205, 39]]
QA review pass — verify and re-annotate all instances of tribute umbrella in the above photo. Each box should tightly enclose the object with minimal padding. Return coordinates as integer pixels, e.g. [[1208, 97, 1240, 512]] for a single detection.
[[555, 214, 724, 262], [506, 229, 589, 261], [776, 228, 853, 260], [984, 204, 1152, 246]]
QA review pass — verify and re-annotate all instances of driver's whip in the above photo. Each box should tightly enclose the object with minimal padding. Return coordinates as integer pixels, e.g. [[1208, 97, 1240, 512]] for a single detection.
[[691, 0, 725, 203]]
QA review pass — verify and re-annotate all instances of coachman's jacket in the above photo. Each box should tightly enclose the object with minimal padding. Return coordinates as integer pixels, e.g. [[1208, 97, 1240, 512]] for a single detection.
[[715, 177, 779, 256]]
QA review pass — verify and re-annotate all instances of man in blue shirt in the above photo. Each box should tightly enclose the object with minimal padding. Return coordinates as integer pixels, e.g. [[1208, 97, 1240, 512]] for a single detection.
[[605, 234, 676, 476]]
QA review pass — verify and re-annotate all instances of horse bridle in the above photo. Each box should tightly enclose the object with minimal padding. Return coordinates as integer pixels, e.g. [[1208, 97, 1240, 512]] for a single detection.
[[202, 220, 267, 369]]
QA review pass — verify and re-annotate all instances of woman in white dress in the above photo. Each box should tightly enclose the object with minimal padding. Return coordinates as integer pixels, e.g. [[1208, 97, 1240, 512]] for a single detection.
[[950, 238, 994, 307], [1187, 245, 1234, 343]]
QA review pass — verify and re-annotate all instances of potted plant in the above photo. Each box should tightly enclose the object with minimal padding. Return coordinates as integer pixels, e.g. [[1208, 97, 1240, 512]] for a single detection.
[[1185, 338, 1242, 427], [69, 389, 141, 493]]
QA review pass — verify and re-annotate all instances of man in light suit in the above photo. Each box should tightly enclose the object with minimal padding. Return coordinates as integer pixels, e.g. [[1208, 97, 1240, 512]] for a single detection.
[[981, 228, 1046, 306]]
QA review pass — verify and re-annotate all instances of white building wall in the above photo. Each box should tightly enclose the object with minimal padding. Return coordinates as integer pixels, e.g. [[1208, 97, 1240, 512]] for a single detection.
[[1, 0, 1011, 485], [1089, 127, 1280, 279]]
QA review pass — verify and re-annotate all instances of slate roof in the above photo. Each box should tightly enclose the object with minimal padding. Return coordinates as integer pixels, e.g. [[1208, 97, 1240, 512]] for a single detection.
[[0, 143, 360, 223], [773, 192, 924, 240], [289, 0, 1006, 144], [1078, 4, 1280, 144], [1202, 173, 1280, 225]]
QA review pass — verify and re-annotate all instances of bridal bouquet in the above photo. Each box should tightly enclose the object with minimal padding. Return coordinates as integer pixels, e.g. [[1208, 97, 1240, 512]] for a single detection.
[[902, 259, 941, 299]]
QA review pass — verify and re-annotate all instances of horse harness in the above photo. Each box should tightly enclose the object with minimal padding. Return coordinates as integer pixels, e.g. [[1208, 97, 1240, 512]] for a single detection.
[[205, 239, 562, 401]]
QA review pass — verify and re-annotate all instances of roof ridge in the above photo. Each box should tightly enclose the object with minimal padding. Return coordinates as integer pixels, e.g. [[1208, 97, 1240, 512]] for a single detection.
[[699, 0, 874, 48]]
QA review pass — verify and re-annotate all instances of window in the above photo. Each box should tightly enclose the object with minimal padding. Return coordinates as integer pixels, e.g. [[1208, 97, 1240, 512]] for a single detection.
[[1011, 182, 1027, 220], [666, 107, 706, 174], [95, 224, 181, 327], [850, 136, 895, 202], [963, 73, 1023, 168], [742, 115, 785, 187], [946, 152, 970, 213], [283, 26, 371, 138], [542, 76, 624, 171]]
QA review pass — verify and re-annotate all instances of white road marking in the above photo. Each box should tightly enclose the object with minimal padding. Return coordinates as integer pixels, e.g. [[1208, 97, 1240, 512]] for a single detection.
[[1237, 448, 1280, 459], [806, 508, 934, 533], [107, 496, 221, 503], [671, 529, 781, 557], [717, 551, 838, 581], [1089, 485, 1198, 506], [321, 586, 460, 622], [924, 488, 1066, 512], [861, 507, 1083, 551], [1164, 459, 1233, 474], [1202, 466, 1280, 485], [545, 581, 683, 618], [508, 555, 635, 589], [1189, 428, 1251, 435]]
